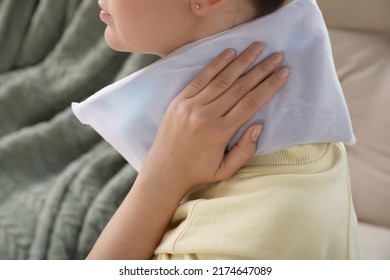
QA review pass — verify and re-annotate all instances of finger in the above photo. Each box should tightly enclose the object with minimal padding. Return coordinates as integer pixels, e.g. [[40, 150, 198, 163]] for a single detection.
[[210, 52, 284, 116], [179, 48, 236, 99], [193, 42, 265, 104], [225, 67, 290, 133], [215, 124, 262, 180]]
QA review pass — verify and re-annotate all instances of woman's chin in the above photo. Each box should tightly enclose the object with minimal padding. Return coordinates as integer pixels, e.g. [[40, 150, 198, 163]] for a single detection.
[[103, 29, 128, 52], [103, 29, 161, 55]]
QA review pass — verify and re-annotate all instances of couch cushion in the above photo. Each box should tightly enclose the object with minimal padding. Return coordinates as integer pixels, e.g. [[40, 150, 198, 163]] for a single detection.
[[358, 222, 390, 260], [318, 0, 390, 37], [328, 29, 390, 228]]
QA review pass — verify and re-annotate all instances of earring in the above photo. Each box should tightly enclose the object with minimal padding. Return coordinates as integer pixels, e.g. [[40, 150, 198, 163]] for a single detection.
[[195, 3, 201, 9]]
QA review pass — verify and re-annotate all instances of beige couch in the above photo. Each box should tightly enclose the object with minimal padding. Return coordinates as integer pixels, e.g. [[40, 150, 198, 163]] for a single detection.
[[317, 0, 390, 259]]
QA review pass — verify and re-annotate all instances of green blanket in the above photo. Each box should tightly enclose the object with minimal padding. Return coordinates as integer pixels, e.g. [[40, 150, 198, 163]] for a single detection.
[[0, 0, 158, 259]]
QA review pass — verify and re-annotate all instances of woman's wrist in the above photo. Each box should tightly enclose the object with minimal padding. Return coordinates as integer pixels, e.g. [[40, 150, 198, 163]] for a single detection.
[[136, 162, 192, 203]]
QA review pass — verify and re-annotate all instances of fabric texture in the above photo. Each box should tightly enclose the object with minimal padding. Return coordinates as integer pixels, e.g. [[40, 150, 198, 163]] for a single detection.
[[318, 0, 390, 260], [154, 143, 360, 260], [329, 29, 390, 229], [0, 0, 158, 259], [72, 0, 355, 172]]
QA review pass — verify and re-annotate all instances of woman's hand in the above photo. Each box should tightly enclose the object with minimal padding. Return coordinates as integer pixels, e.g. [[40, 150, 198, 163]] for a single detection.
[[141, 42, 290, 197]]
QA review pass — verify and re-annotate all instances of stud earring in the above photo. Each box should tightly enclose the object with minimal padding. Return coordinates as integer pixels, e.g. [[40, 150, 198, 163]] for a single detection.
[[195, 3, 201, 9]]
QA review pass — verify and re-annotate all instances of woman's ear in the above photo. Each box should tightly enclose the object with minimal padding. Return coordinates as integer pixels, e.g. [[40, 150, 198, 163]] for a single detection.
[[191, 0, 229, 16]]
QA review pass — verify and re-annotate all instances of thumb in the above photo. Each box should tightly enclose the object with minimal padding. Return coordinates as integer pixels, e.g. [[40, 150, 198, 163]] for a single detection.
[[217, 124, 262, 180]]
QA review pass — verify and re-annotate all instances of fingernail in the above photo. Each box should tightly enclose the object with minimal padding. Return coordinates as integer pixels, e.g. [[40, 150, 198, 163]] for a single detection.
[[250, 42, 264, 56], [251, 125, 262, 142], [271, 53, 283, 65], [278, 67, 290, 78], [222, 49, 235, 61]]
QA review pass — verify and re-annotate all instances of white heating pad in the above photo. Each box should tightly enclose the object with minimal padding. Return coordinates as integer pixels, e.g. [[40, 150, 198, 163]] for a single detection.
[[72, 0, 355, 171]]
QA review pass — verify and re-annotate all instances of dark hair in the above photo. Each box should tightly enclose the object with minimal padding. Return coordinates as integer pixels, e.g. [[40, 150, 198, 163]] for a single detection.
[[251, 0, 287, 17]]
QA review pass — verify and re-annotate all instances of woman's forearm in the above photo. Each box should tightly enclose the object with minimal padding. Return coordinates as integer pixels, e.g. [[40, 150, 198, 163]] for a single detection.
[[86, 173, 186, 260]]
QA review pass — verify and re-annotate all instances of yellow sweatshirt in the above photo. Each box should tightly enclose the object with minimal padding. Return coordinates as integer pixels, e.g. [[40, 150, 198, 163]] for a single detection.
[[154, 143, 360, 260]]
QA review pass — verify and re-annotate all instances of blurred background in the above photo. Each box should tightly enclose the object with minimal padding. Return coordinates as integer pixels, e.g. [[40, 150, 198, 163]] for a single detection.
[[0, 0, 389, 259]]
